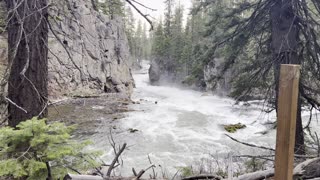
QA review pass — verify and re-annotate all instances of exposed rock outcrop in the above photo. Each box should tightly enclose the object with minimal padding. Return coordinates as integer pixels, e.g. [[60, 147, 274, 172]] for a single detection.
[[48, 0, 134, 98], [148, 61, 160, 84], [204, 59, 232, 96]]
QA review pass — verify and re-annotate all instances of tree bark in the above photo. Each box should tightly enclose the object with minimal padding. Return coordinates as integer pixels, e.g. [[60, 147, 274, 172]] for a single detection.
[[6, 0, 49, 127], [91, 0, 98, 11], [270, 0, 305, 154]]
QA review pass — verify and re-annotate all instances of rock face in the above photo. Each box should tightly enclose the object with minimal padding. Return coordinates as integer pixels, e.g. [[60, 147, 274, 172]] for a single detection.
[[48, 0, 134, 98], [148, 61, 160, 84], [204, 59, 232, 96]]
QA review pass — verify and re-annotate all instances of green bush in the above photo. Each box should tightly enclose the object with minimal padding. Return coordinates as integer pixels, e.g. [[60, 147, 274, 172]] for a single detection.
[[0, 117, 101, 179]]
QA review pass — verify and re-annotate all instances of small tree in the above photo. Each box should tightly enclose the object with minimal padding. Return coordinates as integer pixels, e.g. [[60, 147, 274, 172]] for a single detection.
[[0, 118, 100, 179]]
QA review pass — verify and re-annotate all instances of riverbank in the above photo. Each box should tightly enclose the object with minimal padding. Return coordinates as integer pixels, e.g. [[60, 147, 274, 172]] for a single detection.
[[48, 93, 134, 139]]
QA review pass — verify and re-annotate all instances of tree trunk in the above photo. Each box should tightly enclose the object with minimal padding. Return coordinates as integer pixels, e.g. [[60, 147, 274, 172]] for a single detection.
[[91, 0, 98, 11], [6, 0, 49, 127], [270, 0, 305, 154]]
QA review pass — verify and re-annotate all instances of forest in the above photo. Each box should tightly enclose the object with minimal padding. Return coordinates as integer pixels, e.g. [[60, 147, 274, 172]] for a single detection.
[[0, 0, 320, 179]]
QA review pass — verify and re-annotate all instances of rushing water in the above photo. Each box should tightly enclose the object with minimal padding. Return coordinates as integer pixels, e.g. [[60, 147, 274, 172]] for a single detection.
[[93, 61, 320, 177]]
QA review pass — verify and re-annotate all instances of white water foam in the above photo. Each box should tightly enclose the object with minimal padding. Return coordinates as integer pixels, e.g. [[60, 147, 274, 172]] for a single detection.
[[95, 61, 320, 177]]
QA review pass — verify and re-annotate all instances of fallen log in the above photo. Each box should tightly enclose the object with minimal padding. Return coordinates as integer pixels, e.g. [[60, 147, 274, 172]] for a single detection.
[[64, 174, 103, 180], [294, 158, 320, 179], [64, 174, 136, 180], [232, 169, 274, 180], [232, 157, 320, 180], [182, 174, 222, 180], [64, 158, 320, 180]]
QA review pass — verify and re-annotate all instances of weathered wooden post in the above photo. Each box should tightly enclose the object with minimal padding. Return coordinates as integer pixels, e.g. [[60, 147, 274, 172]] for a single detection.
[[274, 64, 300, 180]]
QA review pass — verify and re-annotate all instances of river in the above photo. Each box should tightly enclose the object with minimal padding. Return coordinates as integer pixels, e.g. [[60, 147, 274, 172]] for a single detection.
[[93, 61, 320, 178]]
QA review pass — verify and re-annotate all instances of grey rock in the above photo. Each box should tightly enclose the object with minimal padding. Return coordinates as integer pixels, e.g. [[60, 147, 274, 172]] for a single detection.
[[148, 62, 160, 84], [204, 58, 232, 96], [48, 0, 134, 98]]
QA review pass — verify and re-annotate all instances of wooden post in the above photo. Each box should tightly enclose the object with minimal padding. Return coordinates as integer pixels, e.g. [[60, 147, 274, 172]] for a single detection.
[[274, 64, 300, 180]]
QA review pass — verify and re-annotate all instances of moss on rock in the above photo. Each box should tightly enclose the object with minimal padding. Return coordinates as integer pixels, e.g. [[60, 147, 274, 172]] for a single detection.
[[224, 123, 246, 133]]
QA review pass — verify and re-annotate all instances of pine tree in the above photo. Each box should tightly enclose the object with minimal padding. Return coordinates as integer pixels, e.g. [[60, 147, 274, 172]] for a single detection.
[[181, 18, 193, 75], [6, 0, 49, 126], [135, 20, 143, 63], [141, 23, 148, 60], [180, 0, 208, 84], [124, 6, 136, 62], [164, 0, 174, 37], [200, 0, 320, 154], [0, 118, 100, 179], [99, 0, 124, 19], [171, 4, 185, 75], [152, 20, 165, 58]]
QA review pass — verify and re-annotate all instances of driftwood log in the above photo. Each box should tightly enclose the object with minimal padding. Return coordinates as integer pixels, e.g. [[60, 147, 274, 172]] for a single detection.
[[293, 158, 320, 179], [64, 174, 103, 180], [182, 174, 222, 180], [64, 158, 320, 180], [232, 169, 274, 180], [64, 174, 141, 180], [232, 157, 320, 180]]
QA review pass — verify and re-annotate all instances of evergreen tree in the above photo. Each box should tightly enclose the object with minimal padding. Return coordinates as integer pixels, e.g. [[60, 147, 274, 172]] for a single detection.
[[200, 0, 320, 154], [180, 0, 208, 85], [125, 7, 152, 65], [142, 23, 148, 60], [181, 18, 193, 75], [152, 20, 165, 58], [135, 20, 143, 63], [99, 0, 124, 19], [164, 0, 174, 37], [171, 4, 185, 75], [124, 6, 136, 62], [0, 118, 100, 179]]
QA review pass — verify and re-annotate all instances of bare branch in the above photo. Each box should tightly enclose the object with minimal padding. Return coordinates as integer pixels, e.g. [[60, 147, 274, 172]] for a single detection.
[[106, 143, 127, 177], [5, 97, 28, 114], [129, 0, 156, 11], [125, 0, 153, 30]]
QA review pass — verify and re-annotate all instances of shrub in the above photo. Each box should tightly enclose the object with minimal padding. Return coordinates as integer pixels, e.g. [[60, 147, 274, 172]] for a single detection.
[[0, 117, 100, 179]]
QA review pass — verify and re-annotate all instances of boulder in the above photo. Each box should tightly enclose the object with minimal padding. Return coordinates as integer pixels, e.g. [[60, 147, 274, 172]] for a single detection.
[[204, 58, 232, 96], [148, 62, 160, 84]]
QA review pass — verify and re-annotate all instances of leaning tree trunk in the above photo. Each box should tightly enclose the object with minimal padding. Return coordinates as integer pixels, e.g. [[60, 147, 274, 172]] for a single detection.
[[6, 0, 49, 127], [271, 0, 305, 155]]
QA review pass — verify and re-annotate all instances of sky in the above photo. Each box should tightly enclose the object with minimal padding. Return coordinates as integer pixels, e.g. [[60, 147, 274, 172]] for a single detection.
[[129, 0, 192, 28]]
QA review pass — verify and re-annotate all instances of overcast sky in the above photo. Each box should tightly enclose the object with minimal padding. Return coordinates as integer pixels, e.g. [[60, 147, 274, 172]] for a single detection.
[[129, 0, 192, 28]]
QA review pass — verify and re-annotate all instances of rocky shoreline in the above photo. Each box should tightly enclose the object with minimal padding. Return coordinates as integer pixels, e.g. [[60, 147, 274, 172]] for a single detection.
[[48, 93, 133, 139]]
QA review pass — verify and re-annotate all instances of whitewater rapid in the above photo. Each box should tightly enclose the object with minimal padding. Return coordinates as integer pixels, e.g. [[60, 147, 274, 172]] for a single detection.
[[94, 61, 320, 177]]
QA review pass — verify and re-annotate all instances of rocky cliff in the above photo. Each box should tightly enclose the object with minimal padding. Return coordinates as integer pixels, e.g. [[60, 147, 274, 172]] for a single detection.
[[204, 59, 232, 96], [48, 0, 134, 98]]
